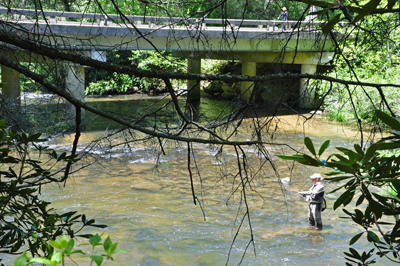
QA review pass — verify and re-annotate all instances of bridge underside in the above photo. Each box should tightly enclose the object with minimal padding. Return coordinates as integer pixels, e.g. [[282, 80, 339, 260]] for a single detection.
[[0, 49, 333, 110], [173, 51, 334, 108]]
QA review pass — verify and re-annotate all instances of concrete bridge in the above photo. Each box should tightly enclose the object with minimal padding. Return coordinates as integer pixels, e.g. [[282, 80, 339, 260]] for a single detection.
[[0, 8, 339, 108]]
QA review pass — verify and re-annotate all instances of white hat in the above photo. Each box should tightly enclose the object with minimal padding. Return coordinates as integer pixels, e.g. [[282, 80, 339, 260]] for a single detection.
[[310, 173, 321, 179]]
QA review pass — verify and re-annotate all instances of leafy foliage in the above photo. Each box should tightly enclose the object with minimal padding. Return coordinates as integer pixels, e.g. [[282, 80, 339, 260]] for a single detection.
[[86, 50, 186, 95], [0, 121, 107, 264], [277, 110, 400, 264], [130, 50, 186, 93], [14, 234, 128, 266], [300, 0, 399, 33]]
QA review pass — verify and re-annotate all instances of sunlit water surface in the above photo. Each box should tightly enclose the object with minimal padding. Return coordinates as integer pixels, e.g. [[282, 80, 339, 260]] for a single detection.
[[3, 95, 385, 265]]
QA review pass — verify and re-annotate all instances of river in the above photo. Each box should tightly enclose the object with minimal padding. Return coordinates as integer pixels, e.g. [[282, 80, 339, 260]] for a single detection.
[[3, 94, 382, 265]]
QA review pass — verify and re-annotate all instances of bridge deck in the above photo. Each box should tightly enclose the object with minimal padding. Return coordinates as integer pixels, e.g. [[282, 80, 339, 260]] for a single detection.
[[0, 7, 340, 52]]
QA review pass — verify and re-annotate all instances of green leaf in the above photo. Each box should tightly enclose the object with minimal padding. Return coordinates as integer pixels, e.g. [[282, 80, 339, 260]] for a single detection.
[[318, 140, 330, 156], [303, 154, 323, 166], [349, 247, 361, 259], [89, 234, 102, 247], [65, 239, 75, 255], [367, 231, 380, 243], [104, 236, 112, 254], [376, 110, 400, 131], [0, 120, 7, 129], [13, 252, 30, 266], [50, 240, 61, 249], [50, 251, 63, 265], [336, 147, 352, 154], [90, 224, 108, 228], [304, 137, 316, 156], [363, 144, 377, 166], [71, 249, 85, 255], [333, 153, 350, 163], [334, 190, 351, 210], [109, 243, 118, 256], [114, 249, 129, 254], [276, 154, 310, 165], [51, 150, 58, 159], [89, 255, 104, 266], [321, 14, 341, 34], [370, 200, 383, 220], [58, 235, 69, 249], [354, 144, 364, 157], [354, 209, 364, 223], [82, 214, 87, 224], [29, 258, 53, 265], [375, 142, 400, 150], [11, 239, 23, 253], [325, 175, 353, 182], [356, 194, 365, 206], [343, 190, 355, 206], [350, 232, 363, 245]]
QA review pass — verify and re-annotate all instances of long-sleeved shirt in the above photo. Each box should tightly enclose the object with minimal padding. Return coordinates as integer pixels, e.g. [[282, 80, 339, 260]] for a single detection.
[[278, 11, 288, 21], [306, 181, 325, 203]]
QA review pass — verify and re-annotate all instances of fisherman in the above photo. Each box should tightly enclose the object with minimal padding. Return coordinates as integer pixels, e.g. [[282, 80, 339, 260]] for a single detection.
[[299, 173, 325, 230]]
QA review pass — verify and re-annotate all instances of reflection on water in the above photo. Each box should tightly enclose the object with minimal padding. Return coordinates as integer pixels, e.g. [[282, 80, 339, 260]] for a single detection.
[[84, 93, 236, 131], [3, 95, 381, 265]]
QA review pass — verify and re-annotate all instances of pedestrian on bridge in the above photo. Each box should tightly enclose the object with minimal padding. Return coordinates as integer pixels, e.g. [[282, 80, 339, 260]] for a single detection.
[[305, 6, 317, 22], [278, 7, 288, 31]]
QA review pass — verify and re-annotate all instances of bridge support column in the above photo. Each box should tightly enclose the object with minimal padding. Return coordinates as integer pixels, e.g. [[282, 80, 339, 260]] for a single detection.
[[240, 61, 256, 102], [300, 64, 317, 109], [1, 64, 21, 105], [187, 56, 201, 101], [66, 65, 85, 118]]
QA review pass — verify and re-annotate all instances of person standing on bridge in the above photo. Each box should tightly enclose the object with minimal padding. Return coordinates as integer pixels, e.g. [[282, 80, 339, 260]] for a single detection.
[[305, 6, 318, 22], [278, 7, 288, 31]]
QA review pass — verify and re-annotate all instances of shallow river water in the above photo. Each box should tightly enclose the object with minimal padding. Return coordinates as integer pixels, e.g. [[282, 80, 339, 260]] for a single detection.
[[4, 95, 384, 265]]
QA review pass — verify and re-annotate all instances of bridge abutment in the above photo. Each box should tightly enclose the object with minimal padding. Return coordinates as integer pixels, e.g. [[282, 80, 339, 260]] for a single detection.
[[1, 64, 21, 105], [187, 56, 201, 101], [240, 61, 256, 102], [66, 65, 86, 118], [300, 64, 317, 108]]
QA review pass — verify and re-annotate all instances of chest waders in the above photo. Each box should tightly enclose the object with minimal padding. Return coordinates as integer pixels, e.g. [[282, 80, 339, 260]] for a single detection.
[[308, 202, 323, 229], [310, 201, 323, 211]]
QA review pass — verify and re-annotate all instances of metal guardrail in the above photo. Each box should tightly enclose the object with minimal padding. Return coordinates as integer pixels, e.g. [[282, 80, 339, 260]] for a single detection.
[[0, 7, 348, 32]]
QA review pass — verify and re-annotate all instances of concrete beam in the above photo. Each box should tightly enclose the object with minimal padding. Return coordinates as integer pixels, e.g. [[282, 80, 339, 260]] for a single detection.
[[241, 61, 256, 102], [300, 64, 317, 109], [1, 64, 21, 104], [187, 56, 201, 101], [66, 65, 85, 118], [12, 21, 337, 52], [172, 51, 333, 65]]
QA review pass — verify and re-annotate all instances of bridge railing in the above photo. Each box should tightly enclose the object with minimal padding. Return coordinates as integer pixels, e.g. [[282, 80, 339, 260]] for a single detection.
[[0, 7, 349, 31]]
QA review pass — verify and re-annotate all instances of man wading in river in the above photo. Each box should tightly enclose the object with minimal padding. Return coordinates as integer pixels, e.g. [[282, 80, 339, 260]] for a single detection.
[[299, 173, 325, 230]]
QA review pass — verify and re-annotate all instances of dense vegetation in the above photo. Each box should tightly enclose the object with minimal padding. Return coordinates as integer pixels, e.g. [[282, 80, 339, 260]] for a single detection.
[[320, 14, 400, 125]]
